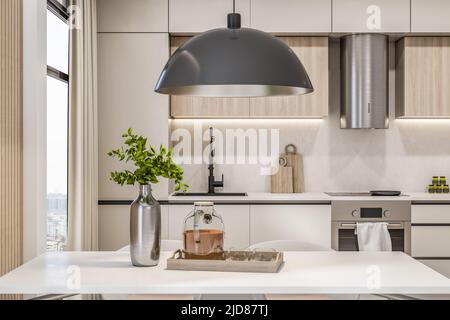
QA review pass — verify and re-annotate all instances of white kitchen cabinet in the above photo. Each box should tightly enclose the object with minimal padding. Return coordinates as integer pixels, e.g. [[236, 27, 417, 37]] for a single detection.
[[97, 0, 168, 32], [411, 0, 450, 32], [332, 0, 410, 33], [249, 205, 332, 249], [169, 0, 250, 33], [97, 33, 170, 200], [250, 0, 331, 33], [411, 204, 450, 278], [412, 205, 450, 224], [98, 205, 169, 251], [419, 260, 450, 279], [168, 205, 250, 249], [412, 226, 450, 258]]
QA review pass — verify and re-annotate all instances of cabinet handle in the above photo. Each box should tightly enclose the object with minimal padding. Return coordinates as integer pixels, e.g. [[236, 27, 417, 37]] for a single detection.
[[340, 223, 403, 229]]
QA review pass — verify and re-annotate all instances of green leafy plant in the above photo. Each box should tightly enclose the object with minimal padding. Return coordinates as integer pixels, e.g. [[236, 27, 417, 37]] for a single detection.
[[108, 128, 188, 192]]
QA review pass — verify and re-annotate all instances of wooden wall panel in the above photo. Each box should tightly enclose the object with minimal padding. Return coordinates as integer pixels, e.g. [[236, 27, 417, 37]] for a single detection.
[[0, 0, 23, 286]]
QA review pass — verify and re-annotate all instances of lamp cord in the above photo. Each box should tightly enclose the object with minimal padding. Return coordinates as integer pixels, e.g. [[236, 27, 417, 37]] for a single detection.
[[233, 0, 235, 13]]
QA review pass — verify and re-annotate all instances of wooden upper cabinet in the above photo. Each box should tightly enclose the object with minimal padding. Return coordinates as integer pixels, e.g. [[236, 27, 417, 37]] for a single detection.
[[170, 96, 251, 118], [251, 0, 331, 33], [170, 36, 329, 119], [97, 0, 168, 32], [169, 37, 250, 118], [169, 0, 250, 34], [396, 37, 450, 118], [250, 37, 329, 118], [411, 0, 450, 32], [332, 0, 410, 33]]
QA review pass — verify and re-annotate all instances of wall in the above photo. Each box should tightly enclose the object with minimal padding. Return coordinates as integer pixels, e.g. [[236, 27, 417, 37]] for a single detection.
[[96, 0, 170, 250], [0, 0, 23, 281], [171, 40, 450, 193]]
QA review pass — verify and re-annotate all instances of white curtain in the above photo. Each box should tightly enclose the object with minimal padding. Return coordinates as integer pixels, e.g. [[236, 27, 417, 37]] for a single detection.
[[67, 0, 99, 251]]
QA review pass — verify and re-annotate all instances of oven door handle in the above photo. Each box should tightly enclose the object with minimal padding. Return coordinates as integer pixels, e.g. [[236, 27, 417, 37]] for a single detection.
[[340, 223, 404, 229]]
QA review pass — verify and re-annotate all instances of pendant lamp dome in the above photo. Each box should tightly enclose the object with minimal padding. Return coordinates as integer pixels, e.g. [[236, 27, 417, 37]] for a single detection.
[[155, 6, 313, 97]]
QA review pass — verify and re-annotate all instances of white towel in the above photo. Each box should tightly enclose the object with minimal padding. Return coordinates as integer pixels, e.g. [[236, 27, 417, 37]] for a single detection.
[[356, 222, 392, 252]]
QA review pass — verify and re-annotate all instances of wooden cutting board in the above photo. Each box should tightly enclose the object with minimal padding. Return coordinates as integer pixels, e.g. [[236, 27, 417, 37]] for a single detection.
[[271, 157, 293, 193], [284, 144, 305, 193]]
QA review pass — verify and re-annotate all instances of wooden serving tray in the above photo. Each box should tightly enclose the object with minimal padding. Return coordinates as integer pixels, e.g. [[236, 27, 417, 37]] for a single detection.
[[166, 250, 284, 273]]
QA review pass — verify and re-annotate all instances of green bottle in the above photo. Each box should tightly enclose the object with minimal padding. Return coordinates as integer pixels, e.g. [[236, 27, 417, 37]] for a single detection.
[[428, 184, 436, 193], [433, 176, 439, 185]]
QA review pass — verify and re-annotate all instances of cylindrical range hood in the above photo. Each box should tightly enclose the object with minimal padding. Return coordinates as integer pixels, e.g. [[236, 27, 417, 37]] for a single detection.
[[340, 34, 389, 129]]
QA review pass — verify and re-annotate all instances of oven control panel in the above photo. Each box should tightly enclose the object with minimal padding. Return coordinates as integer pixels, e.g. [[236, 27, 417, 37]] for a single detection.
[[350, 208, 397, 218], [331, 200, 411, 221]]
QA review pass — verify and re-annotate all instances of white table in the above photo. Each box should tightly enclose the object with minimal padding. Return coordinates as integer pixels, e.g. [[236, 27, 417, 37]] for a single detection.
[[1, 251, 450, 295]]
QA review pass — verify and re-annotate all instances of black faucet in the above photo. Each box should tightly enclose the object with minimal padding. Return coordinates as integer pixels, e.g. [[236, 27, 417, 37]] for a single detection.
[[208, 127, 224, 194]]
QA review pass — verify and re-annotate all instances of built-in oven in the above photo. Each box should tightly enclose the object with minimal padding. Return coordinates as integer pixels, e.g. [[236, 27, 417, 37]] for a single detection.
[[331, 200, 411, 254]]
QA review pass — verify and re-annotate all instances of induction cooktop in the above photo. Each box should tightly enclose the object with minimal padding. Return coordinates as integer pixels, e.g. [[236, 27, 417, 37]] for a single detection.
[[325, 191, 407, 197]]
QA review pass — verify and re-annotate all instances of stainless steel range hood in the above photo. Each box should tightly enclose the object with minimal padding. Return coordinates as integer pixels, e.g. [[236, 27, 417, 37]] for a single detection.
[[340, 34, 388, 129]]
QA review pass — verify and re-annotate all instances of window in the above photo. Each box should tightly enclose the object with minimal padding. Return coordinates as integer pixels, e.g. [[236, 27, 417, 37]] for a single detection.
[[46, 0, 69, 252]]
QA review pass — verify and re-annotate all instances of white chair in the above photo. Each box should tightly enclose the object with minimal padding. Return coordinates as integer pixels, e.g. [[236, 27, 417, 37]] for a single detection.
[[118, 239, 183, 253], [247, 240, 332, 252]]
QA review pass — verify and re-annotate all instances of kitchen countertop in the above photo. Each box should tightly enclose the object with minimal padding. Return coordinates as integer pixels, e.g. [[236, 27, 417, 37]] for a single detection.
[[1, 251, 450, 295], [405, 193, 450, 204], [166, 192, 331, 204], [163, 192, 450, 204], [99, 193, 450, 205]]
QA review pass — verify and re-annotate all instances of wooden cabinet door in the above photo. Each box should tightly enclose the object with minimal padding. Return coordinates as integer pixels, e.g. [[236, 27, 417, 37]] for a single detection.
[[332, 0, 410, 33], [251, 0, 331, 33], [411, 0, 450, 32], [169, 0, 250, 34], [396, 37, 450, 118], [249, 205, 331, 248], [98, 34, 170, 200], [169, 37, 250, 118], [97, 0, 168, 32], [168, 205, 250, 249], [171, 96, 251, 118], [249, 37, 329, 118]]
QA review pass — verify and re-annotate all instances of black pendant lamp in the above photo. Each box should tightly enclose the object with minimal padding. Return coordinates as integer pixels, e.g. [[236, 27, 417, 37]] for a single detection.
[[155, 1, 314, 97]]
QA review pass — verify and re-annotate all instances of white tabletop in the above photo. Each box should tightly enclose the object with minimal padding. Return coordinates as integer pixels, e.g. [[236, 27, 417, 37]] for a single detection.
[[1, 251, 450, 295]]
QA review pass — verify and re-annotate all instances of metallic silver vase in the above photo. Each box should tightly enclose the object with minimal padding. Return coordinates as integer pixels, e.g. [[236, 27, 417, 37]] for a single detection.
[[130, 185, 161, 267]]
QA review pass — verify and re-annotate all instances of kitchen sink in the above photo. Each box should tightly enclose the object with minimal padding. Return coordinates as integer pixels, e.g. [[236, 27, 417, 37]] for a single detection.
[[172, 192, 248, 197]]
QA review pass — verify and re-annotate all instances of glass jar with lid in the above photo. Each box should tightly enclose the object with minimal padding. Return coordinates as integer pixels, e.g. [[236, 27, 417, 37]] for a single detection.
[[183, 202, 225, 259]]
